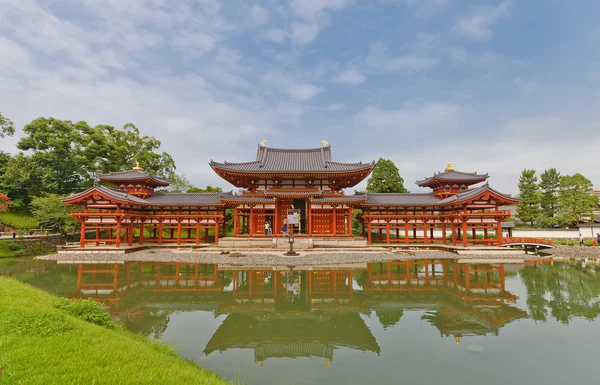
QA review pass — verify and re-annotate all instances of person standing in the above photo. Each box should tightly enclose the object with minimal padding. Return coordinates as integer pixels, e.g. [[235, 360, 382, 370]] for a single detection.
[[579, 233, 584, 246], [596, 233, 600, 245], [282, 220, 287, 236], [264, 221, 270, 236]]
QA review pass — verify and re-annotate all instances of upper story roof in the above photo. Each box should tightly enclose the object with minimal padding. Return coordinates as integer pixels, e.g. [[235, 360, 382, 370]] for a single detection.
[[416, 163, 488, 188], [97, 167, 170, 187], [210, 143, 375, 174]]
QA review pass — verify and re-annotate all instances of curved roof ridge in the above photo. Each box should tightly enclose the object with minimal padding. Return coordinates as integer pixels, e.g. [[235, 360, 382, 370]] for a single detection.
[[260, 147, 324, 153]]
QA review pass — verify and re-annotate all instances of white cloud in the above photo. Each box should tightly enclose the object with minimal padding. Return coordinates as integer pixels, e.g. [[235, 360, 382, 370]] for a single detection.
[[287, 83, 323, 101], [247, 4, 270, 26], [367, 42, 438, 72], [333, 67, 367, 85], [290, 22, 320, 44], [263, 28, 287, 43], [454, 1, 514, 40], [357, 102, 464, 133], [448, 47, 469, 63]]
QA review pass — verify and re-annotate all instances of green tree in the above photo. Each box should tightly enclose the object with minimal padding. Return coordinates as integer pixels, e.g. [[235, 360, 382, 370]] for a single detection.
[[538, 168, 561, 227], [29, 194, 79, 234], [367, 158, 407, 193], [556, 173, 598, 226], [187, 186, 222, 193], [82, 123, 175, 176], [0, 112, 15, 138], [16, 118, 176, 197], [0, 154, 45, 210], [516, 169, 540, 226], [18, 118, 88, 195], [165, 173, 193, 193]]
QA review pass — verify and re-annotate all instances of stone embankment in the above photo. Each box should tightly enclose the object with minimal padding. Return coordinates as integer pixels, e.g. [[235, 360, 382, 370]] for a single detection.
[[38, 248, 546, 266], [544, 245, 600, 259]]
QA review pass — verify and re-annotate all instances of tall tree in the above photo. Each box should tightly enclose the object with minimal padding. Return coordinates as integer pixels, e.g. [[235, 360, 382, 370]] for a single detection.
[[83, 123, 175, 176], [367, 158, 407, 193], [556, 173, 599, 226], [538, 168, 561, 227], [516, 169, 540, 226], [0, 112, 15, 138], [0, 154, 45, 209], [17, 118, 87, 195]]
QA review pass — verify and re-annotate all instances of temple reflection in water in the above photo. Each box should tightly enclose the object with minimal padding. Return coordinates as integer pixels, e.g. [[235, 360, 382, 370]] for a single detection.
[[63, 259, 541, 365]]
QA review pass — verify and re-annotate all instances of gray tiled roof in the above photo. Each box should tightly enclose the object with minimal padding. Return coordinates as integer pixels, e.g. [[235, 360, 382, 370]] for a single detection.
[[62, 184, 149, 205], [210, 145, 375, 173], [311, 196, 367, 204], [98, 170, 170, 186], [364, 193, 441, 207], [218, 195, 276, 204], [438, 183, 517, 204], [146, 192, 224, 206], [416, 170, 488, 187]]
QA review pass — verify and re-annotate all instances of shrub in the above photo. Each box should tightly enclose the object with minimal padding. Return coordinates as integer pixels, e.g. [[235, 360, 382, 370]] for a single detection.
[[7, 242, 21, 251], [54, 298, 114, 328]]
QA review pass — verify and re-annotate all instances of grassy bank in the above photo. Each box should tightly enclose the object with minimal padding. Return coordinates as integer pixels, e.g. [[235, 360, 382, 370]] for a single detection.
[[0, 277, 229, 385]]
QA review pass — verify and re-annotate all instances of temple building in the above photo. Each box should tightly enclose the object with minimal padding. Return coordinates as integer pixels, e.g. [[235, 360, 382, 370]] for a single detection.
[[62, 141, 518, 248]]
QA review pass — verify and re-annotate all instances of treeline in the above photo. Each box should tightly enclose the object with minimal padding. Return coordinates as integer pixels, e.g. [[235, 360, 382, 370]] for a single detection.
[[516, 168, 598, 227], [0, 113, 191, 232]]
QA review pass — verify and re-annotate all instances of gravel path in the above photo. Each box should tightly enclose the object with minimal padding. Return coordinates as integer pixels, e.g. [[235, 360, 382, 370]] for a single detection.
[[37, 249, 546, 266], [544, 245, 600, 259]]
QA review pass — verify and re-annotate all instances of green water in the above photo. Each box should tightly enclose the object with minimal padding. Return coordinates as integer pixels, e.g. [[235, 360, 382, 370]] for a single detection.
[[2, 257, 600, 385]]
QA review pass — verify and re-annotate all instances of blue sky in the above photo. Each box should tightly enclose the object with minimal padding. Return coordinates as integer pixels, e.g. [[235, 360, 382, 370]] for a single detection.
[[1, 0, 599, 194]]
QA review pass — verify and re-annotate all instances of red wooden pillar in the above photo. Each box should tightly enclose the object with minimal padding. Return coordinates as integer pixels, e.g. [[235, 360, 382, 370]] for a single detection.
[[484, 227, 488, 243], [462, 220, 468, 247], [423, 221, 428, 245], [214, 221, 219, 243], [95, 228, 100, 246], [128, 222, 134, 246], [347, 207, 352, 236], [367, 220, 372, 244], [80, 220, 86, 248], [404, 221, 409, 245], [332, 206, 337, 236], [496, 219, 503, 247], [451, 222, 457, 246], [115, 220, 121, 248], [139, 221, 145, 245], [249, 206, 254, 237], [204, 228, 209, 243], [385, 218, 390, 244], [158, 220, 163, 245], [234, 208, 239, 236], [176, 219, 182, 245], [195, 218, 201, 245]]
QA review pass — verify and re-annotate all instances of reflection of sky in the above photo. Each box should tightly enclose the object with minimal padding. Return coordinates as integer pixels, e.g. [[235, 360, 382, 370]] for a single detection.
[[153, 273, 600, 385]]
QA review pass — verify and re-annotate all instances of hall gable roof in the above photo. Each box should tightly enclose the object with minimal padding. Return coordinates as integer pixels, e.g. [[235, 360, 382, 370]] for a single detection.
[[97, 169, 170, 186], [416, 169, 488, 188], [210, 145, 375, 174]]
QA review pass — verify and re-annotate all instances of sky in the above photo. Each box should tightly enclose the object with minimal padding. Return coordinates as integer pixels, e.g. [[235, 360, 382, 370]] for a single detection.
[[1, 0, 600, 195]]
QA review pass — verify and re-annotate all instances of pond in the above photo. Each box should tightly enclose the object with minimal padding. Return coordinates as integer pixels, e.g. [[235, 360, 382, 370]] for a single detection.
[[2, 257, 600, 385]]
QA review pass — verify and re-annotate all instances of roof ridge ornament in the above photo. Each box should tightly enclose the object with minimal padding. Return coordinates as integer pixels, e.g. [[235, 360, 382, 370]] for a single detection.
[[260, 140, 267, 147], [445, 162, 454, 171], [133, 161, 142, 171], [321, 139, 329, 147]]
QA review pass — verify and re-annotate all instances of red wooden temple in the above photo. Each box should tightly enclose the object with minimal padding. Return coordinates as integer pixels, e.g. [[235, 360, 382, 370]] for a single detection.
[[63, 141, 518, 248]]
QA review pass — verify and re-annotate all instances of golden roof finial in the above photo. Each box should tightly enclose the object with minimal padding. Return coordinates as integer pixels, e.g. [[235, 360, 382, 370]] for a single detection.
[[455, 336, 461, 345], [133, 161, 142, 170], [260, 140, 267, 147], [322, 140, 329, 147], [445, 162, 454, 171]]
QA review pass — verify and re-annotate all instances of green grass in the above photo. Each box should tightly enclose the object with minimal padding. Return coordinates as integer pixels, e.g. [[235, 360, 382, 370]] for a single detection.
[[0, 277, 229, 385], [0, 241, 21, 258], [0, 212, 39, 230]]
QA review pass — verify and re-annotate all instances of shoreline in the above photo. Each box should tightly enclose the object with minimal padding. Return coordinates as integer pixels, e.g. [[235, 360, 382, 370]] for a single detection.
[[37, 248, 550, 266]]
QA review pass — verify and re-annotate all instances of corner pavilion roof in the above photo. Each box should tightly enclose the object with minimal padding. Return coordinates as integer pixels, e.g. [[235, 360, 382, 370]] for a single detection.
[[416, 164, 488, 188], [62, 184, 150, 205], [97, 169, 171, 187], [210, 144, 375, 174]]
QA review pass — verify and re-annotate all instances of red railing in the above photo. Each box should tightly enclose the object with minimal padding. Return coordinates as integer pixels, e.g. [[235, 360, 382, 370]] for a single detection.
[[503, 237, 553, 246]]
